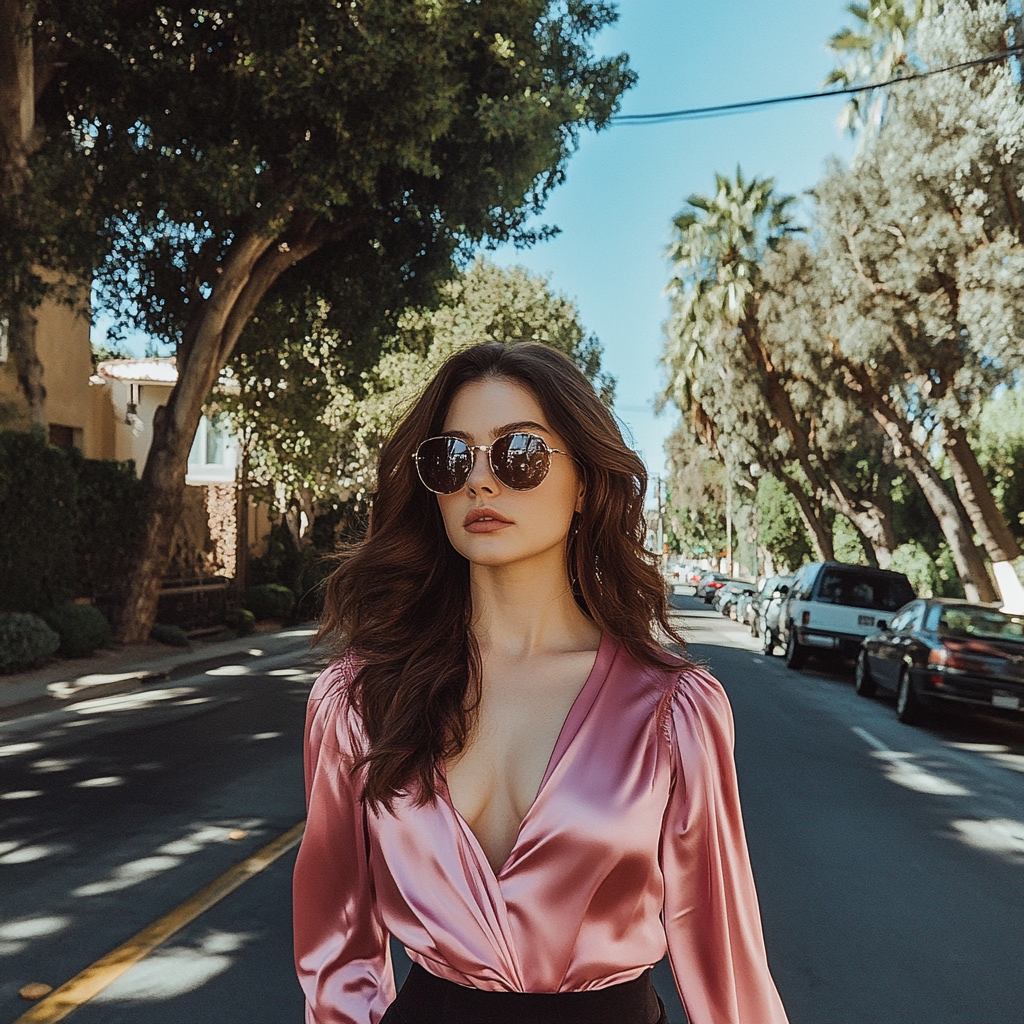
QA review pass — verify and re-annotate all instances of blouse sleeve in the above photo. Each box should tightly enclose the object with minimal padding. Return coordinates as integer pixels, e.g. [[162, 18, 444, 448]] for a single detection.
[[659, 667, 789, 1024], [293, 652, 396, 1024]]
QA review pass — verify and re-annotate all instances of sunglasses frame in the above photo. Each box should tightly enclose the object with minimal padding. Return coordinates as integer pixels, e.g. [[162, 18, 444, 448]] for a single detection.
[[412, 431, 572, 494]]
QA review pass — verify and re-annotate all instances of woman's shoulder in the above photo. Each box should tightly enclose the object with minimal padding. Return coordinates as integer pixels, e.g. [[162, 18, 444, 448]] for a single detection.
[[306, 648, 367, 754]]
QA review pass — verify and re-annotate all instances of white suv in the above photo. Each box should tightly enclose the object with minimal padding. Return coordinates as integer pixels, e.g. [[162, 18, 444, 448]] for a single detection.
[[779, 562, 915, 669]]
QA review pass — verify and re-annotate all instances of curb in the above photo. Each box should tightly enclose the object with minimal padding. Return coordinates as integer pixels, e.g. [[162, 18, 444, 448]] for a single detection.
[[0, 628, 319, 724]]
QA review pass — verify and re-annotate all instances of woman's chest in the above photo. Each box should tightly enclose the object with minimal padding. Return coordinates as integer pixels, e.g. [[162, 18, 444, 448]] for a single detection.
[[370, 685, 672, 891]]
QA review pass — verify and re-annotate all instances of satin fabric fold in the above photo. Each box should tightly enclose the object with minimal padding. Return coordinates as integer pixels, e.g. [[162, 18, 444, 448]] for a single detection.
[[293, 636, 789, 1024]]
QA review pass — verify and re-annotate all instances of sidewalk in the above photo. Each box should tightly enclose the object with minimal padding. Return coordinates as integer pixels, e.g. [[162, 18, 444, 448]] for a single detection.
[[0, 623, 322, 721]]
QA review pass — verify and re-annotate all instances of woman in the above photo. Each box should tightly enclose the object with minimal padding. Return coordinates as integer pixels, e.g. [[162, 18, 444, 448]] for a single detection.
[[293, 342, 789, 1024]]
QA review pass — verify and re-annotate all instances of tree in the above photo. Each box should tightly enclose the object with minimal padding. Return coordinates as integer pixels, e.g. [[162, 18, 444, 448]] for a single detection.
[[825, 0, 938, 135], [219, 258, 613, 551], [22, 1, 634, 640], [754, 473, 813, 573], [812, 0, 1024, 601], [663, 169, 900, 566]]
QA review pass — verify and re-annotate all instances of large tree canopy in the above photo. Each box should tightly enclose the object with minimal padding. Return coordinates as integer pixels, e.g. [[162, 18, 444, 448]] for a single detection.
[[7, 0, 634, 639]]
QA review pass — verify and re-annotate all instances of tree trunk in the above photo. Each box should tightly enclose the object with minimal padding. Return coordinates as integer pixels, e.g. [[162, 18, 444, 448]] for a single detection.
[[779, 471, 835, 561], [741, 319, 896, 567], [835, 354, 995, 601], [0, 0, 33, 196], [943, 421, 1021, 564], [119, 225, 323, 642], [7, 303, 45, 425], [896, 442, 995, 603], [0, 1, 47, 425], [822, 433, 897, 568]]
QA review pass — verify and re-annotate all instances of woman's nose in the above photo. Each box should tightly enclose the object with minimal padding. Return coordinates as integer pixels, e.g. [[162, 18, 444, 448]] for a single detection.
[[466, 449, 497, 493]]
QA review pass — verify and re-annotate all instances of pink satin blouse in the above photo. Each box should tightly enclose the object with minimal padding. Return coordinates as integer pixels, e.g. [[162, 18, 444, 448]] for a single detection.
[[293, 633, 789, 1024]]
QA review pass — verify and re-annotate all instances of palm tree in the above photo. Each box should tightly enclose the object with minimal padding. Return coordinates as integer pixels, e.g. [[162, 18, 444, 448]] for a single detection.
[[825, 1, 938, 135], [662, 168, 796, 416]]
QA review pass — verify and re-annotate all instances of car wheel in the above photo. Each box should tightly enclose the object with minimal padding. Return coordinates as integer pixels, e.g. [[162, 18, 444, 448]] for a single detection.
[[785, 629, 807, 669], [854, 650, 877, 698], [895, 667, 925, 725], [762, 627, 774, 655]]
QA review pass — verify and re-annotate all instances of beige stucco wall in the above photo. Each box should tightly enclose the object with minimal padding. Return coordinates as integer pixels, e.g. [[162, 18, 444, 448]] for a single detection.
[[0, 293, 93, 447]]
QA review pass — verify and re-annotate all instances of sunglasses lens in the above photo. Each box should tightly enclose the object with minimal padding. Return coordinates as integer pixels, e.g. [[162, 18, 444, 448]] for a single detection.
[[416, 437, 471, 493], [492, 433, 551, 490]]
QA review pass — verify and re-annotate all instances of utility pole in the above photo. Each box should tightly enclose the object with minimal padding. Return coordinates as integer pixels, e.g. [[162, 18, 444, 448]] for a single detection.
[[725, 470, 733, 576]]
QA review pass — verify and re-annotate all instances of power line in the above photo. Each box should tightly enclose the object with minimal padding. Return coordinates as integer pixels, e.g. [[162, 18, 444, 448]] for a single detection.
[[611, 48, 1024, 125]]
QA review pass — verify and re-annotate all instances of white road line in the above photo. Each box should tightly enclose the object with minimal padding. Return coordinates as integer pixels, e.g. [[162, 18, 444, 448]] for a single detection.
[[852, 726, 890, 752]]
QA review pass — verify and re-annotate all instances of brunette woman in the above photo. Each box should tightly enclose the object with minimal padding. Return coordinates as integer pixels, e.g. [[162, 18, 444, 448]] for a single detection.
[[293, 342, 789, 1024]]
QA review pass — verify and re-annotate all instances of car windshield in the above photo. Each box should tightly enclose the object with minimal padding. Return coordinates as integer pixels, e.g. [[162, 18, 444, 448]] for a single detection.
[[939, 607, 1024, 644], [815, 568, 914, 611]]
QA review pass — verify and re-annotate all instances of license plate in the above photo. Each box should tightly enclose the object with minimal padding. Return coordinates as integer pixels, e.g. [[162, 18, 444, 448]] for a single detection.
[[992, 693, 1021, 710], [858, 615, 876, 627]]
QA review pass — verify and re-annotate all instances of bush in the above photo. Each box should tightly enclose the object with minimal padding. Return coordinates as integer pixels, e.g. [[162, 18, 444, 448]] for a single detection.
[[229, 609, 257, 636], [242, 583, 295, 621], [42, 603, 111, 658], [150, 623, 190, 647], [0, 613, 61, 673]]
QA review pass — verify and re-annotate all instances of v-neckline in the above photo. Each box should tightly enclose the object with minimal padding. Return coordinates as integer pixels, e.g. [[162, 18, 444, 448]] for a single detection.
[[439, 631, 616, 881]]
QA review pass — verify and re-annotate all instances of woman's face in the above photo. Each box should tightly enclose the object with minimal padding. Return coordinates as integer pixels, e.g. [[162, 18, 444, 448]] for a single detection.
[[435, 377, 583, 571]]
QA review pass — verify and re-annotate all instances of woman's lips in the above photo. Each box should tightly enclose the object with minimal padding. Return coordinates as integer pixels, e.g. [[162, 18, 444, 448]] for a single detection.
[[464, 509, 512, 533]]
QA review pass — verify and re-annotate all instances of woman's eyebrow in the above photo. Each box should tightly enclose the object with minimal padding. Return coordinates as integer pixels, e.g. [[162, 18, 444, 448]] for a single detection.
[[490, 420, 550, 438]]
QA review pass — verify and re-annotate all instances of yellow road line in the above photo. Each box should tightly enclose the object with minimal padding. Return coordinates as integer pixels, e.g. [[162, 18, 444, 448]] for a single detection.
[[14, 821, 306, 1024]]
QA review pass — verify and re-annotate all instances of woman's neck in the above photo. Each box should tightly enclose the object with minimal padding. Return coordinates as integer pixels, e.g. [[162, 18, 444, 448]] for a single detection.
[[468, 552, 599, 658]]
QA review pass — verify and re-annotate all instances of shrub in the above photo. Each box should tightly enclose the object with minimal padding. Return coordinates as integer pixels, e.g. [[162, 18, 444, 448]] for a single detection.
[[150, 623, 189, 647], [229, 609, 257, 636], [242, 583, 295, 621], [0, 613, 61, 673], [42, 603, 111, 658]]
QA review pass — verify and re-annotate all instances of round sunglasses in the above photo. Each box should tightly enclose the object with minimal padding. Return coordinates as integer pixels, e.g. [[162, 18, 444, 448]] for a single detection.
[[413, 431, 571, 494]]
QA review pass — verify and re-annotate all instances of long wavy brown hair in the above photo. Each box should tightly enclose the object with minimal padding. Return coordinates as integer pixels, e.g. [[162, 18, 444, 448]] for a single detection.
[[317, 342, 687, 810]]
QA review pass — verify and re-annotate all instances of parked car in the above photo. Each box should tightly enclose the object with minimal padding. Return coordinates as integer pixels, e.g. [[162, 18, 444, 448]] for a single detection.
[[856, 599, 1024, 724], [696, 572, 730, 602], [748, 574, 793, 644], [778, 561, 915, 669], [717, 581, 756, 619], [759, 578, 793, 655], [735, 590, 757, 627]]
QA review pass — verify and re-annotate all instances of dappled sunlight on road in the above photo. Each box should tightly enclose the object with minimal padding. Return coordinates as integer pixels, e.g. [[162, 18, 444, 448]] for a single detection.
[[949, 818, 1024, 864], [869, 750, 973, 797], [0, 914, 71, 956], [69, 687, 199, 715], [71, 819, 268, 898], [0, 842, 70, 865], [92, 929, 255, 1002]]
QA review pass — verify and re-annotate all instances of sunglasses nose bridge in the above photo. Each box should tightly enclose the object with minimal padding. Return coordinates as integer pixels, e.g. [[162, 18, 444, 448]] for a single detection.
[[464, 443, 499, 491]]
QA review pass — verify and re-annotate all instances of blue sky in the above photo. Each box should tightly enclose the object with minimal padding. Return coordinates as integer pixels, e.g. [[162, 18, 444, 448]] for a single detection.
[[490, 0, 858, 492]]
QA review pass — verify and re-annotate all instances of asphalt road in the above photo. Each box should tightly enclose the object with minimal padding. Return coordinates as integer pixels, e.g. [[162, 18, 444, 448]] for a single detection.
[[2, 600, 1023, 1023]]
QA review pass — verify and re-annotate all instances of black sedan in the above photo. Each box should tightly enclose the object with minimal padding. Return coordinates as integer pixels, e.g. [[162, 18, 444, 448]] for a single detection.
[[855, 598, 1024, 725]]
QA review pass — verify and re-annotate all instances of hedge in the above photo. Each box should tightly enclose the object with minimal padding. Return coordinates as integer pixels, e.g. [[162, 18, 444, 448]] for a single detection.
[[0, 430, 148, 618]]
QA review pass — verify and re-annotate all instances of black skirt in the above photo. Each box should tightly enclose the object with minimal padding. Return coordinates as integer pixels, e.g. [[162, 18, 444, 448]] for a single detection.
[[380, 963, 668, 1024]]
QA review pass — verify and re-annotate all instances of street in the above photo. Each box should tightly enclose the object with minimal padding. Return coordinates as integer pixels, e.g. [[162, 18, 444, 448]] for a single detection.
[[3, 601, 1024, 1023]]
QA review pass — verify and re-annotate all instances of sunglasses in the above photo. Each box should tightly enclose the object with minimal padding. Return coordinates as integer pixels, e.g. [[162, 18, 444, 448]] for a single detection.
[[413, 431, 571, 494]]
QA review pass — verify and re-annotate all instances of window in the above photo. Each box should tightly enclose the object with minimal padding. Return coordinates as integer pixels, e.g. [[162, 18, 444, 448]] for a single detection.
[[205, 416, 227, 465], [48, 424, 80, 448], [814, 568, 914, 611]]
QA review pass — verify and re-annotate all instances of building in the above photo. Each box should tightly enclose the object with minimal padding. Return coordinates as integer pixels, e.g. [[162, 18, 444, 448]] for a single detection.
[[1, 298, 269, 594]]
